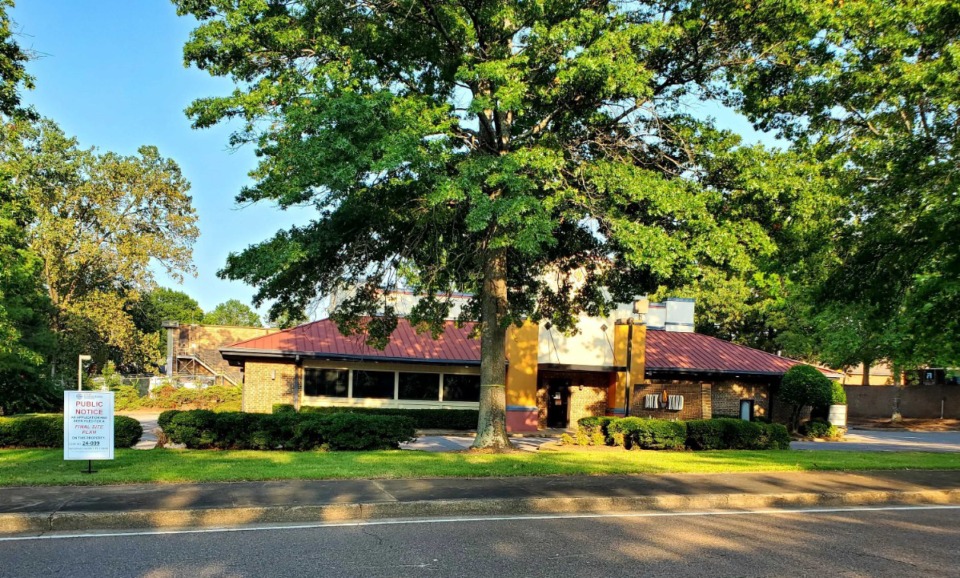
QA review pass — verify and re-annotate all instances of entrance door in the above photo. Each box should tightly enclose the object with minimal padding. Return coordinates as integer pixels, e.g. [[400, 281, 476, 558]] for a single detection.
[[739, 400, 755, 421], [547, 379, 571, 428]]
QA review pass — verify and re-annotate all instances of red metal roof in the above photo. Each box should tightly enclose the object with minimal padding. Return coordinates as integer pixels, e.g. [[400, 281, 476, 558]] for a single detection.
[[645, 330, 836, 376], [222, 318, 481, 364], [223, 318, 835, 376]]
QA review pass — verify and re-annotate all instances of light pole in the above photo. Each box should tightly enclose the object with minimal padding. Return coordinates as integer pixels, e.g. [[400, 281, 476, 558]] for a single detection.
[[77, 355, 91, 391]]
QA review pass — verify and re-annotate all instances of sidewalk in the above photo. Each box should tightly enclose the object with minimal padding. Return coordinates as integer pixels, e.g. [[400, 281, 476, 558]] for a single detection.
[[2, 470, 959, 536]]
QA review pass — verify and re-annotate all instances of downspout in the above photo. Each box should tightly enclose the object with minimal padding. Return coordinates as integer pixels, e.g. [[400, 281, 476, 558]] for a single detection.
[[624, 320, 633, 417]]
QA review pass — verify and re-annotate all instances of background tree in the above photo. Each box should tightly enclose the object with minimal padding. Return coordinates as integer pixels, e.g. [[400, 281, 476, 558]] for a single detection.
[[176, 0, 836, 447], [1, 118, 199, 380], [133, 287, 205, 334], [0, 0, 58, 413], [203, 299, 262, 327], [722, 0, 960, 372]]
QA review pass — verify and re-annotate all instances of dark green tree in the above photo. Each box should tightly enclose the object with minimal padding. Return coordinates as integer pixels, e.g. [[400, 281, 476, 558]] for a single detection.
[[203, 299, 262, 327], [723, 0, 960, 371], [133, 287, 205, 334], [175, 0, 829, 447]]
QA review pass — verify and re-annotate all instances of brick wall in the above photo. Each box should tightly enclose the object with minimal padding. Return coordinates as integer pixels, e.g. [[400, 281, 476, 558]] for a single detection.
[[711, 381, 772, 419], [243, 361, 299, 413], [569, 386, 607, 425], [630, 381, 706, 420], [172, 325, 279, 385], [537, 370, 609, 428]]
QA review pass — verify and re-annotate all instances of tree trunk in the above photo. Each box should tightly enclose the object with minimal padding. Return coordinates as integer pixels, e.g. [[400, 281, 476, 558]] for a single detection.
[[472, 248, 513, 449], [861, 361, 870, 387]]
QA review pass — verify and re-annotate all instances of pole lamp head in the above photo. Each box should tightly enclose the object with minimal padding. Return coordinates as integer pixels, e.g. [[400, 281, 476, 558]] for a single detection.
[[78, 355, 92, 362]]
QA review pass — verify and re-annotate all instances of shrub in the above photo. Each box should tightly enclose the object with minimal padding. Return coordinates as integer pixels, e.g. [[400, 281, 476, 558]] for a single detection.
[[0, 414, 144, 448], [609, 418, 686, 450], [780, 365, 834, 431], [112, 386, 142, 411], [157, 409, 182, 431], [114, 416, 143, 447], [273, 404, 296, 414], [163, 410, 415, 451], [801, 419, 842, 440], [829, 381, 847, 405], [577, 416, 615, 445], [0, 415, 62, 447], [299, 406, 478, 430], [686, 418, 792, 450]]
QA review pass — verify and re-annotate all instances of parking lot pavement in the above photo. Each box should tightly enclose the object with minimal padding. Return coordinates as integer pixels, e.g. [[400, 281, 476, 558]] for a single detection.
[[792, 429, 960, 452]]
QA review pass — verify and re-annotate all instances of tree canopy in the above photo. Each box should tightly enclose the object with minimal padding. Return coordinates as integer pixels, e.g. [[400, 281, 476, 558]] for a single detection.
[[174, 0, 836, 446], [1, 118, 199, 377], [203, 299, 262, 327]]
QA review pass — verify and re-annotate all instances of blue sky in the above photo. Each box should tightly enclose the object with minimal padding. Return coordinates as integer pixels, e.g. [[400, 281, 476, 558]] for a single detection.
[[10, 1, 778, 321], [10, 0, 304, 318]]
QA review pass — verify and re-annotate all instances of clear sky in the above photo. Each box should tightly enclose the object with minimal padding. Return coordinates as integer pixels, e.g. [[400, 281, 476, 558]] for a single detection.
[[10, 1, 778, 321], [10, 0, 304, 318]]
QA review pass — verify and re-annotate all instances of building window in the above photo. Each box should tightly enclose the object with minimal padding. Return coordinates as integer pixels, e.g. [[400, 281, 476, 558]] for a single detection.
[[398, 372, 441, 400], [352, 370, 395, 399], [443, 374, 481, 402], [304, 368, 348, 397]]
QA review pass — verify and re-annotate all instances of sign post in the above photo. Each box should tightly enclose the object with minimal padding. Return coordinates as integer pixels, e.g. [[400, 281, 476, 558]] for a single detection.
[[64, 391, 114, 473]]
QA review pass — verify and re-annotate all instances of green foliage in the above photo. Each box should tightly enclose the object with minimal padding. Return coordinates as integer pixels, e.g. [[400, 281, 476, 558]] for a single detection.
[[0, 118, 198, 377], [157, 409, 181, 431], [800, 419, 842, 441], [829, 381, 847, 406], [607, 418, 687, 450], [299, 406, 478, 430], [202, 299, 262, 327], [781, 366, 834, 411], [113, 415, 143, 448], [577, 416, 615, 445], [133, 288, 204, 334], [685, 418, 789, 451], [163, 410, 415, 451], [272, 404, 296, 414], [0, 414, 142, 448], [112, 385, 143, 411], [172, 0, 832, 446]]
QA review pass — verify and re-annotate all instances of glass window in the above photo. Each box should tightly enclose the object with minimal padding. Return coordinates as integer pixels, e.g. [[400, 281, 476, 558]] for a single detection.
[[398, 372, 440, 400], [304, 368, 348, 397], [352, 370, 395, 399], [443, 374, 481, 402]]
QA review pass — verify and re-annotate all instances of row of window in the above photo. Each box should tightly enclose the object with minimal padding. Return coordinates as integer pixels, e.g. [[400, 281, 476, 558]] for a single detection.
[[303, 368, 481, 402]]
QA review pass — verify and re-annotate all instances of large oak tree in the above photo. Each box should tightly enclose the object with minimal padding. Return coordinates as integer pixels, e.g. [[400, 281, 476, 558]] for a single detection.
[[175, 0, 820, 447]]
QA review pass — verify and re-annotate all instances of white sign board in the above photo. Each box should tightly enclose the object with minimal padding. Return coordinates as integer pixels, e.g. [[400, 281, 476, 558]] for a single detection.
[[64, 391, 114, 460]]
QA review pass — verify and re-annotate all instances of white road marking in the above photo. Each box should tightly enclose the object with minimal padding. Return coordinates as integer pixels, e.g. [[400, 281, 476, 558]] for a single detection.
[[2, 504, 959, 542]]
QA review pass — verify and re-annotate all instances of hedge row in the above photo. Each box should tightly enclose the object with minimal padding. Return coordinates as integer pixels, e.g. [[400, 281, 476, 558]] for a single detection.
[[0, 414, 143, 448], [285, 405, 479, 430], [163, 410, 416, 451], [574, 416, 790, 451], [115, 384, 241, 412]]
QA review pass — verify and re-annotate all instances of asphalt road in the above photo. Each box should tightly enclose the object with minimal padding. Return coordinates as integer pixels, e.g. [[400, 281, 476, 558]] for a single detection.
[[792, 429, 960, 452], [2, 506, 958, 577]]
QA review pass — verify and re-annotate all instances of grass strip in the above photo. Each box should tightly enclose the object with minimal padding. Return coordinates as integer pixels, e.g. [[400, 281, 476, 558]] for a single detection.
[[1, 448, 958, 486]]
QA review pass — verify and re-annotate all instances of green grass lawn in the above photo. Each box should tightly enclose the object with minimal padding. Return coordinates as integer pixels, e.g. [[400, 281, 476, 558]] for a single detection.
[[1, 448, 959, 486]]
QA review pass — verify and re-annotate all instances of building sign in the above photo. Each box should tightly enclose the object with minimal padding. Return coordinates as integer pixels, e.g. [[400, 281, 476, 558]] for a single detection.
[[64, 391, 114, 461]]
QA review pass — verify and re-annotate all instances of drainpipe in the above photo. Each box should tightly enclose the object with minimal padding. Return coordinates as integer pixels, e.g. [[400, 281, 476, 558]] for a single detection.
[[624, 319, 634, 417]]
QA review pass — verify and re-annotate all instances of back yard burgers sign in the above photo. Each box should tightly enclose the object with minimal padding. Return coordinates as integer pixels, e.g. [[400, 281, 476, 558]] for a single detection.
[[64, 391, 115, 462]]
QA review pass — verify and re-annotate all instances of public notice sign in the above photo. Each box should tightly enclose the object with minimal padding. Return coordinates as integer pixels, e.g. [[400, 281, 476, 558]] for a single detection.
[[64, 391, 115, 460]]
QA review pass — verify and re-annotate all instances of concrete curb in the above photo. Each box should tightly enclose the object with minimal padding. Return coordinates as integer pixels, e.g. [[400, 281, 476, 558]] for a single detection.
[[2, 488, 959, 536]]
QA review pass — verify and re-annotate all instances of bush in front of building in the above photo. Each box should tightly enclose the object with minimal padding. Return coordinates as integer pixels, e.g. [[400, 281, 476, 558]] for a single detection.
[[577, 416, 616, 445], [780, 365, 834, 431], [685, 418, 790, 450], [800, 419, 843, 441], [163, 409, 416, 451], [608, 417, 687, 450], [298, 406, 478, 430], [571, 417, 791, 451], [0, 414, 143, 448]]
